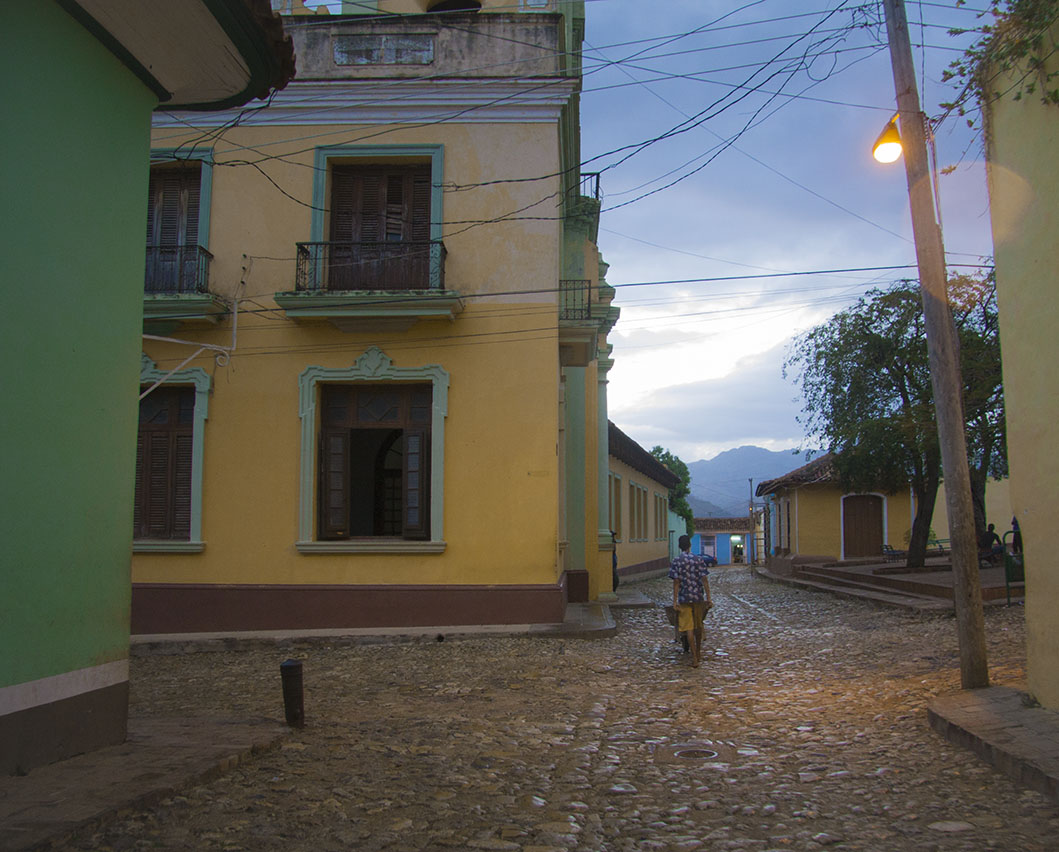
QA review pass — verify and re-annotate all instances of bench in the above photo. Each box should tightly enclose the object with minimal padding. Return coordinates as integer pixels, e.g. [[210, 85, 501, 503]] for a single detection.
[[882, 544, 907, 562]]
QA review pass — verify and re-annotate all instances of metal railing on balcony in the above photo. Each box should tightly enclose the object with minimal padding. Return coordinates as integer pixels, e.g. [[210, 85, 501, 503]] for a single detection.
[[144, 245, 212, 295], [295, 241, 446, 293], [580, 172, 601, 201], [560, 279, 592, 321]]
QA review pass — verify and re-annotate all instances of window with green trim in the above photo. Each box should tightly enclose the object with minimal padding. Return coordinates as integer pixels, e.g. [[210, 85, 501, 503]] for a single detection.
[[318, 383, 431, 540]]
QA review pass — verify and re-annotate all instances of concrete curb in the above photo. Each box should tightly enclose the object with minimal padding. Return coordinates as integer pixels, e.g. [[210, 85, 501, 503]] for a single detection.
[[0, 718, 288, 852], [928, 686, 1059, 804], [131, 602, 618, 655]]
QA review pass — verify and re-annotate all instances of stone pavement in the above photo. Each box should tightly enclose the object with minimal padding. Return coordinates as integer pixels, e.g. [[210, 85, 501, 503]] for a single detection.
[[0, 599, 625, 852], [3, 568, 1057, 852]]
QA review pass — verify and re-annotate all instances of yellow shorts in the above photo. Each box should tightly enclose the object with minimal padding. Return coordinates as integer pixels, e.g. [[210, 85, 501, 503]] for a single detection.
[[676, 602, 708, 633]]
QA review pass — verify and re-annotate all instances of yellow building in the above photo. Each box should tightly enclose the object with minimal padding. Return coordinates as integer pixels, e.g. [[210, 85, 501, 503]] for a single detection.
[[757, 454, 915, 562], [132, 1, 620, 632], [606, 422, 681, 583], [983, 20, 1059, 709]]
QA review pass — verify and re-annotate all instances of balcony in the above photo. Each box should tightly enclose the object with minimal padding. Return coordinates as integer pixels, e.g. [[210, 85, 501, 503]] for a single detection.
[[560, 278, 592, 321], [275, 240, 463, 332], [143, 245, 226, 327], [559, 278, 597, 366], [295, 241, 445, 293]]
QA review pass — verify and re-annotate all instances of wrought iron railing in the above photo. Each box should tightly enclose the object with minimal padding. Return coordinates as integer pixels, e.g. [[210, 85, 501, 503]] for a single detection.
[[560, 279, 592, 320], [580, 172, 601, 201], [295, 241, 446, 292], [144, 245, 212, 295]]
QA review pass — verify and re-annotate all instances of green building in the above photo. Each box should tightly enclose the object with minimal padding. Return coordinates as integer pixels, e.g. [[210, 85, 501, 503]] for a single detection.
[[0, 0, 293, 774]]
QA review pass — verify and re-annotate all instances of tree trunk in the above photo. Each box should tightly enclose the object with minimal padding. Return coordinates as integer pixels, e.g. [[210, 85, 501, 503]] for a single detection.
[[969, 464, 988, 543], [907, 452, 942, 569]]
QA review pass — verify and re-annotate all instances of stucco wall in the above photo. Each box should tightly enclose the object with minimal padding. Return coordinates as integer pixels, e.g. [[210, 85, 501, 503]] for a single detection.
[[1, 1, 155, 770], [608, 455, 671, 577], [770, 484, 914, 561], [986, 31, 1059, 709], [933, 478, 1013, 542], [134, 120, 566, 591]]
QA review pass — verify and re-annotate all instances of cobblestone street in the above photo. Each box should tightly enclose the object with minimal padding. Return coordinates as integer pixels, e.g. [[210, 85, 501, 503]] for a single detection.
[[63, 567, 1052, 852]]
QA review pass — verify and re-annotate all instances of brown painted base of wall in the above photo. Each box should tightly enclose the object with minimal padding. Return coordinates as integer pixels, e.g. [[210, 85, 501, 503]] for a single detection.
[[565, 569, 589, 603], [132, 582, 566, 634], [617, 555, 671, 582], [2, 681, 128, 776]]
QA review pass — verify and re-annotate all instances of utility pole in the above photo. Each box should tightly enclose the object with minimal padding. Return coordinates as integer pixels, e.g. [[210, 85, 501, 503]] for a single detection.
[[882, 0, 988, 688]]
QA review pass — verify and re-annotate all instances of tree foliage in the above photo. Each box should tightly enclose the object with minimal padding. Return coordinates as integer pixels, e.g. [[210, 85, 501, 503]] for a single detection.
[[785, 274, 1006, 567], [650, 446, 693, 535], [942, 0, 1059, 129]]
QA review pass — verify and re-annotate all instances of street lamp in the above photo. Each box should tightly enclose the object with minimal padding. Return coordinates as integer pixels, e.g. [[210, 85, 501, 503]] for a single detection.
[[872, 115, 902, 163], [879, 0, 989, 689]]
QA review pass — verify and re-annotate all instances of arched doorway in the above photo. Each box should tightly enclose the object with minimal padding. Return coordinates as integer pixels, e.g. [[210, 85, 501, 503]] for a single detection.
[[842, 494, 884, 558]]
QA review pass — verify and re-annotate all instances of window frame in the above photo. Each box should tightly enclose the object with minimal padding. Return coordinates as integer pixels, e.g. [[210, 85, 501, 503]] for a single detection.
[[133, 354, 210, 553], [148, 149, 213, 250], [628, 479, 648, 542], [297, 346, 449, 553], [311, 145, 444, 245], [609, 471, 622, 541]]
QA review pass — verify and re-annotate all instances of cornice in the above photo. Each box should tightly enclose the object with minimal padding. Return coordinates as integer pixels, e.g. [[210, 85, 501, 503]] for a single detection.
[[153, 78, 580, 128]]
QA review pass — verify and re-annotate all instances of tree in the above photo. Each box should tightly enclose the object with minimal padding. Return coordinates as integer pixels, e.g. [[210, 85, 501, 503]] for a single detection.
[[951, 271, 1008, 534], [785, 275, 1006, 567], [650, 446, 693, 534]]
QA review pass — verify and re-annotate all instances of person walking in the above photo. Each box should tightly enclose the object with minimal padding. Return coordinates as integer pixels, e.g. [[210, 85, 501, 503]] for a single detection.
[[669, 534, 713, 668]]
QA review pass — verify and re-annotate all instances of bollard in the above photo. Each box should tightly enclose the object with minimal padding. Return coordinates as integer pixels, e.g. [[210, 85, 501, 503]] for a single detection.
[[279, 658, 304, 728]]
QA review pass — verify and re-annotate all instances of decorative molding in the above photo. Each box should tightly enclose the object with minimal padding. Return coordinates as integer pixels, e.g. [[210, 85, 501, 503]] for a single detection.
[[136, 354, 211, 547], [132, 541, 206, 553], [297, 347, 450, 544], [0, 659, 128, 717], [274, 290, 464, 329], [143, 293, 228, 324], [152, 79, 580, 128], [296, 540, 447, 554]]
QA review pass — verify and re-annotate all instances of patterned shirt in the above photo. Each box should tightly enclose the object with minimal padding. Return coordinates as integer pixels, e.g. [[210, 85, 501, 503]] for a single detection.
[[668, 551, 711, 604]]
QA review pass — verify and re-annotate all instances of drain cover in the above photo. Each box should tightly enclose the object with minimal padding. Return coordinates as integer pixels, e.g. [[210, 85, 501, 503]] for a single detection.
[[653, 741, 737, 764], [673, 747, 719, 760]]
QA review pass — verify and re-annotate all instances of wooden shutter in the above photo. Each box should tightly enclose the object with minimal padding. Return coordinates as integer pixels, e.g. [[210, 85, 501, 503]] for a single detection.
[[147, 166, 200, 246], [173, 434, 193, 539], [329, 168, 358, 243], [134, 433, 145, 536], [319, 427, 351, 539], [135, 387, 194, 540], [402, 429, 429, 540], [145, 432, 173, 537], [410, 170, 431, 241], [359, 173, 384, 242], [385, 173, 405, 240]]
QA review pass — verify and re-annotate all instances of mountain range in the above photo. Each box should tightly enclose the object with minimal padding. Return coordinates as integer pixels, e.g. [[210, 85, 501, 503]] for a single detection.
[[686, 445, 803, 518]]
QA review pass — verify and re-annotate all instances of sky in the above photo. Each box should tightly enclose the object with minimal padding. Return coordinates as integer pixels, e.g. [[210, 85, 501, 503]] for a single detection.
[[574, 0, 997, 463]]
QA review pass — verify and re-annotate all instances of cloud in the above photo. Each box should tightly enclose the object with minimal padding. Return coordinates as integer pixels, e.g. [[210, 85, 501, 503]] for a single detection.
[[609, 343, 807, 462]]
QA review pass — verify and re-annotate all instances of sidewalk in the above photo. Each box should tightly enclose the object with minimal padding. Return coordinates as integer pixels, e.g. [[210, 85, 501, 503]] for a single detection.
[[0, 717, 288, 852], [928, 685, 1059, 804], [0, 599, 625, 852]]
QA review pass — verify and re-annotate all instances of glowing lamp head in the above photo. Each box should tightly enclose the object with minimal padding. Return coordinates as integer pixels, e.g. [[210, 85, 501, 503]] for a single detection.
[[873, 117, 902, 163]]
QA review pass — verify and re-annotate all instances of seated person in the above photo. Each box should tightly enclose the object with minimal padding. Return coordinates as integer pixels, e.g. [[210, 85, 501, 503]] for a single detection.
[[978, 523, 1003, 562]]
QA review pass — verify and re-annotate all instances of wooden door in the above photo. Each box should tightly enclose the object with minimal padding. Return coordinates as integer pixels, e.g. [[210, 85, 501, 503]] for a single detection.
[[843, 494, 883, 558]]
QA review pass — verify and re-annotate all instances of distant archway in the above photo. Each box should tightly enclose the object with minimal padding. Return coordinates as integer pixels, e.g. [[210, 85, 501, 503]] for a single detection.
[[428, 1, 482, 12]]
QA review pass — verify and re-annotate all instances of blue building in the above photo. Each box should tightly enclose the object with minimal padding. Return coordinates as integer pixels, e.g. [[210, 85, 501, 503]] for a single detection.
[[692, 516, 757, 565]]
